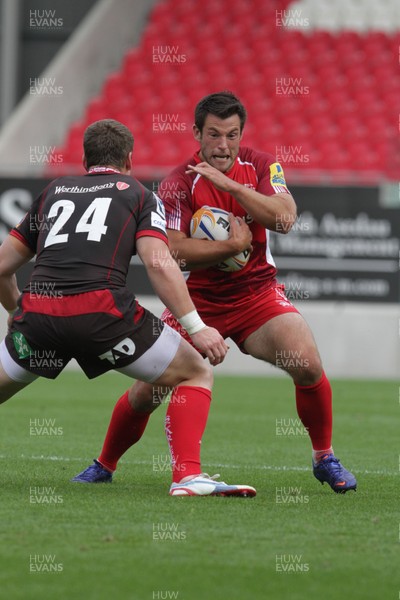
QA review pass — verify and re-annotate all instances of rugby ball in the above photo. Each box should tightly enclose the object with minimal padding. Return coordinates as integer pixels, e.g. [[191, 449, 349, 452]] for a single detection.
[[190, 206, 250, 272]]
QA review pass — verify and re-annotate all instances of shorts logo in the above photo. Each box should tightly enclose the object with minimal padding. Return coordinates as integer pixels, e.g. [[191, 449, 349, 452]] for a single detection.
[[12, 332, 33, 359], [99, 338, 136, 365], [116, 181, 130, 191], [275, 287, 293, 307]]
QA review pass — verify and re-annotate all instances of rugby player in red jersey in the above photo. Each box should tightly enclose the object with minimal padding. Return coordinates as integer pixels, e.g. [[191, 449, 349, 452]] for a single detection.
[[75, 94, 356, 494], [0, 118, 256, 497]]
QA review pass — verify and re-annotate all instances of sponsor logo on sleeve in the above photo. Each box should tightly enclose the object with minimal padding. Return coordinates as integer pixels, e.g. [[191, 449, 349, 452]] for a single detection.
[[153, 193, 166, 219], [269, 162, 290, 194], [151, 211, 167, 233]]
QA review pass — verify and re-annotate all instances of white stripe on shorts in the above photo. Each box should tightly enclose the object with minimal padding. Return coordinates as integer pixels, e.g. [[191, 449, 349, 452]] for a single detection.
[[0, 340, 38, 383], [116, 324, 181, 383]]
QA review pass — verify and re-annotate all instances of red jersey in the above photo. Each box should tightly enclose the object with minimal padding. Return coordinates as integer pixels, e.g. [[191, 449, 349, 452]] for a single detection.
[[159, 146, 292, 304]]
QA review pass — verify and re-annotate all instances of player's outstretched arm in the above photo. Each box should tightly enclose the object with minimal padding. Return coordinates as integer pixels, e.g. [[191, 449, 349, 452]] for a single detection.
[[137, 237, 228, 364], [0, 235, 34, 316]]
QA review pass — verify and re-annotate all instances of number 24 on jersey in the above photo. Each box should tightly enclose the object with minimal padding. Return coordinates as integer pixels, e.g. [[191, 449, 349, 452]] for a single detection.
[[44, 198, 112, 248]]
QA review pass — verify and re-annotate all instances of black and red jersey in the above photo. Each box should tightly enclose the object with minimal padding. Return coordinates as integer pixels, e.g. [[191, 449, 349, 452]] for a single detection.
[[11, 171, 168, 295]]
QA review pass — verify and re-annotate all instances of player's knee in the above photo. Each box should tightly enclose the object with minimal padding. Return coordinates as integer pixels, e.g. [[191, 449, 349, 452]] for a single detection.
[[291, 354, 323, 386], [191, 356, 214, 388]]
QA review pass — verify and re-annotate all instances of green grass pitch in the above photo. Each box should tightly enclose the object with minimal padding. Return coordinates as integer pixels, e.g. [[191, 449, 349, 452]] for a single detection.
[[0, 372, 398, 600]]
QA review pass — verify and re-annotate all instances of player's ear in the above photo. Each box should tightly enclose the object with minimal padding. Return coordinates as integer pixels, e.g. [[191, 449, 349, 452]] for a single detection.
[[82, 154, 88, 171], [125, 151, 133, 173], [193, 124, 201, 142]]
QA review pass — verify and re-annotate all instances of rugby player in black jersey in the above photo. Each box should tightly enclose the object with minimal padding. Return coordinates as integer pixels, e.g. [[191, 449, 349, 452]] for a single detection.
[[0, 119, 255, 497]]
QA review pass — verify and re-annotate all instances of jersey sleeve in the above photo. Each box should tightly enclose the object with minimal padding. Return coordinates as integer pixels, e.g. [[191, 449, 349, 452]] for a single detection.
[[158, 168, 193, 235], [135, 189, 169, 244], [9, 194, 45, 253], [251, 150, 292, 196]]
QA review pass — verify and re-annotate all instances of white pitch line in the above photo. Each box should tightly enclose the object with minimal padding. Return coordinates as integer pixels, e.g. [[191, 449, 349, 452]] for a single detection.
[[0, 454, 397, 477]]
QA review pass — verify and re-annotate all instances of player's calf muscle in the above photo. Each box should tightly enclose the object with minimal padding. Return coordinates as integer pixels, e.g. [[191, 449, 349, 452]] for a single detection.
[[128, 381, 159, 412]]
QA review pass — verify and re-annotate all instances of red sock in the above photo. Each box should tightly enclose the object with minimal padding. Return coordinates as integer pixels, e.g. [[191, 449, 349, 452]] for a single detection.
[[98, 391, 151, 472], [295, 371, 332, 451], [165, 386, 211, 483]]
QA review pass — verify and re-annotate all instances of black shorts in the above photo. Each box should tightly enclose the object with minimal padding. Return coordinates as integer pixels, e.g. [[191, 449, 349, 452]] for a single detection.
[[3, 289, 181, 381]]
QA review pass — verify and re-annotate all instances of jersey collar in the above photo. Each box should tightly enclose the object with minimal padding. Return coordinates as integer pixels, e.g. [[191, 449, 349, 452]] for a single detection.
[[87, 166, 122, 175]]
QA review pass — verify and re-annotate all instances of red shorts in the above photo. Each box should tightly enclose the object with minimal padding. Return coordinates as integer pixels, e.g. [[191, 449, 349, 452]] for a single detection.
[[162, 283, 299, 353]]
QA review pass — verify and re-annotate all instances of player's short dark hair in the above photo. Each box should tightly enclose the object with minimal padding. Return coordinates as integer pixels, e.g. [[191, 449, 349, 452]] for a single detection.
[[83, 119, 134, 169], [194, 91, 247, 133]]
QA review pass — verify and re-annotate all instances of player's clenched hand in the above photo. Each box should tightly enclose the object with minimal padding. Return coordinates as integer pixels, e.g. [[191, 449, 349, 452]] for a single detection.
[[228, 213, 253, 254], [190, 327, 229, 365]]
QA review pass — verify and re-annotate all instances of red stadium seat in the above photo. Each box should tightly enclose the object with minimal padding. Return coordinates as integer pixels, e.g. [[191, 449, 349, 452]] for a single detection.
[[51, 0, 399, 181]]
